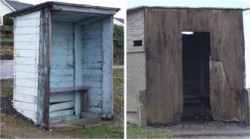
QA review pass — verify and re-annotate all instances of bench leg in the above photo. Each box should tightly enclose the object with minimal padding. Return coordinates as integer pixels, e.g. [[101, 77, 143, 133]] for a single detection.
[[81, 91, 89, 112], [74, 91, 81, 115]]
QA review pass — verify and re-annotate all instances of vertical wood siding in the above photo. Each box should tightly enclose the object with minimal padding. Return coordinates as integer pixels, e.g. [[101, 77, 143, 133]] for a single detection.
[[13, 10, 41, 124], [142, 8, 245, 124], [82, 21, 103, 115], [144, 9, 183, 125]]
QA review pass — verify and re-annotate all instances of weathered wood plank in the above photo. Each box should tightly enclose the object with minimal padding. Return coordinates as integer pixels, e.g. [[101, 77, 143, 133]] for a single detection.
[[36, 8, 51, 129], [81, 90, 89, 112], [74, 24, 83, 115], [49, 101, 74, 113], [15, 57, 38, 65], [15, 78, 37, 87], [15, 18, 40, 27], [144, 9, 183, 125], [15, 64, 38, 72], [13, 101, 37, 111], [15, 11, 40, 19], [14, 34, 40, 42], [50, 81, 74, 88], [14, 86, 38, 96], [82, 80, 102, 88], [15, 108, 37, 120], [50, 68, 73, 76], [50, 86, 88, 93], [13, 93, 37, 103], [14, 50, 38, 57], [15, 72, 37, 79], [15, 26, 39, 34], [101, 16, 113, 118], [49, 109, 74, 117], [50, 92, 74, 103], [15, 41, 39, 50]]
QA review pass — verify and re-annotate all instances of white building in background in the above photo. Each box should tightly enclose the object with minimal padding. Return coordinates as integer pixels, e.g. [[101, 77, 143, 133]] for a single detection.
[[0, 0, 32, 24], [114, 17, 124, 26]]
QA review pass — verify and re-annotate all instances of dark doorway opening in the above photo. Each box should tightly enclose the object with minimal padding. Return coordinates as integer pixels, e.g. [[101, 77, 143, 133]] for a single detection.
[[181, 32, 213, 121]]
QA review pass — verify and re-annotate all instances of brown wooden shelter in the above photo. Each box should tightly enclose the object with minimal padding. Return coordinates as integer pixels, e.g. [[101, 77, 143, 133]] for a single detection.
[[127, 6, 249, 125]]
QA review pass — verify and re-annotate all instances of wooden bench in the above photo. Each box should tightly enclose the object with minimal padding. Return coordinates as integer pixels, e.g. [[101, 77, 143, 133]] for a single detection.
[[50, 86, 89, 113]]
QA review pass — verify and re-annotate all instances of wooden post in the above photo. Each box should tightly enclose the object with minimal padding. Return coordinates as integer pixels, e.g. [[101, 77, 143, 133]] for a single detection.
[[37, 7, 51, 129], [138, 90, 147, 127], [73, 24, 83, 115], [102, 16, 113, 118]]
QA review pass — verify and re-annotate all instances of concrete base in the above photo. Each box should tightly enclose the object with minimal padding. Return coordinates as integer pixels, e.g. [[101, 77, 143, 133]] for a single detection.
[[51, 118, 106, 131], [138, 90, 147, 127]]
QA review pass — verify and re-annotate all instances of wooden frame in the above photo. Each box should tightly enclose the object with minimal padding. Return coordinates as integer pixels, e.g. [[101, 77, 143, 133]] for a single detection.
[[37, 7, 51, 129]]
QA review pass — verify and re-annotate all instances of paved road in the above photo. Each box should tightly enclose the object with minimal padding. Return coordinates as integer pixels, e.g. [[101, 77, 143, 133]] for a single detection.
[[0, 60, 13, 79]]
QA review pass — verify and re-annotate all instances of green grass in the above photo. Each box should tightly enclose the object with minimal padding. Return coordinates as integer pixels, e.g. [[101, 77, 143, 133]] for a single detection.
[[65, 124, 123, 138], [0, 79, 13, 96], [0, 113, 29, 127], [113, 68, 124, 113], [127, 124, 175, 138], [0, 45, 13, 53]]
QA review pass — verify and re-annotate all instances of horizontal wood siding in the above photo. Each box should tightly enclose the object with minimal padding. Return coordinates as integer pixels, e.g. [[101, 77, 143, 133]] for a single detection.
[[13, 10, 41, 124], [49, 21, 75, 122], [50, 22, 74, 88], [82, 21, 103, 115]]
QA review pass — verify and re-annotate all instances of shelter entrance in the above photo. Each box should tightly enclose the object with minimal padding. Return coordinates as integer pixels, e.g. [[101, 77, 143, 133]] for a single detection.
[[181, 32, 212, 121]]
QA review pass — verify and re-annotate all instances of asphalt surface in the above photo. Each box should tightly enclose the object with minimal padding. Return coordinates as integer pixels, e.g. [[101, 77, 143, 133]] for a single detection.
[[0, 60, 13, 79]]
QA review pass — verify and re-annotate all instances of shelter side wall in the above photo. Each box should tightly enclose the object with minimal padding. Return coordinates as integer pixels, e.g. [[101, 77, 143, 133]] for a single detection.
[[127, 10, 145, 112], [82, 21, 103, 115], [13, 11, 41, 123]]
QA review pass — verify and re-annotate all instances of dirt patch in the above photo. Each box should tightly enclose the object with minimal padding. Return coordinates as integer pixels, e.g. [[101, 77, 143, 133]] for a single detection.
[[0, 96, 35, 126]]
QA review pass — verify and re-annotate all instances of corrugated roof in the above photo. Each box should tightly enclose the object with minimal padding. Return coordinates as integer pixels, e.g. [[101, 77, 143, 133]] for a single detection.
[[127, 6, 250, 14], [6, 1, 120, 17], [5, 0, 33, 11]]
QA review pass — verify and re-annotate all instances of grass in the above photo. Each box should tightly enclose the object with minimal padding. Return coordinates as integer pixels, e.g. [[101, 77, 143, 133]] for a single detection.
[[0, 45, 13, 53], [0, 79, 13, 96], [65, 124, 123, 138], [113, 68, 124, 113], [0, 113, 29, 127], [127, 124, 175, 138]]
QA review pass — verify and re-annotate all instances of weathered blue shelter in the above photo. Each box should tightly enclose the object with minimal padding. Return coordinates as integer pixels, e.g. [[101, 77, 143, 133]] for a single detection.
[[7, 1, 119, 128]]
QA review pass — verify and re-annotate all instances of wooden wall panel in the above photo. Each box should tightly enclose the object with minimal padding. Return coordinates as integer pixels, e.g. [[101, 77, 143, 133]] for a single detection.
[[82, 20, 104, 115], [144, 9, 183, 125], [143, 8, 246, 124], [101, 16, 113, 118], [13, 10, 41, 125]]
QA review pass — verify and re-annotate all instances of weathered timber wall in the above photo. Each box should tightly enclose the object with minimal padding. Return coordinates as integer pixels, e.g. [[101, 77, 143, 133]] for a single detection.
[[82, 21, 104, 115], [144, 8, 245, 124], [144, 9, 183, 125], [127, 10, 146, 112], [13, 10, 41, 124]]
